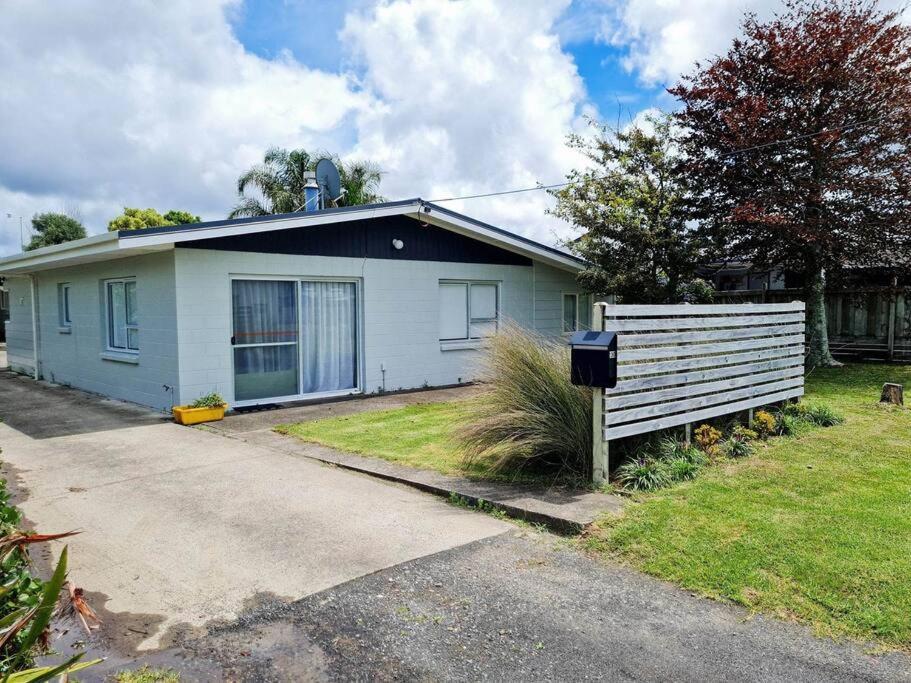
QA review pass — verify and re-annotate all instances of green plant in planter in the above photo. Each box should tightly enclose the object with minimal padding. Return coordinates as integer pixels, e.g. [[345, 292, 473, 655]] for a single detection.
[[190, 392, 226, 409]]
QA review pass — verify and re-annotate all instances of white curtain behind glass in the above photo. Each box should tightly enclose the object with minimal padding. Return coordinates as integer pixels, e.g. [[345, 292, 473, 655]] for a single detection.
[[300, 282, 357, 393]]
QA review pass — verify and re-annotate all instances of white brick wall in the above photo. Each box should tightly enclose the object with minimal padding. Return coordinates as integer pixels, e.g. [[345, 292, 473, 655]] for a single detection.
[[5, 276, 34, 375], [174, 249, 581, 405], [533, 262, 591, 335], [9, 252, 180, 411], [6, 247, 585, 411]]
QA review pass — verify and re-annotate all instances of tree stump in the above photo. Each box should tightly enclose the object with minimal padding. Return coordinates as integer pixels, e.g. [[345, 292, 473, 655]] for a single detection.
[[880, 383, 904, 406]]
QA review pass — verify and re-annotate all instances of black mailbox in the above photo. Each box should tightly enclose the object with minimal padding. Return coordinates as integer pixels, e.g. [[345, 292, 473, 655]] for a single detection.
[[569, 331, 618, 388]]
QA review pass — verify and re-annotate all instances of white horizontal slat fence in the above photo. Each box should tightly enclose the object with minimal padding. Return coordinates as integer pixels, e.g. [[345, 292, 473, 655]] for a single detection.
[[595, 302, 806, 451]]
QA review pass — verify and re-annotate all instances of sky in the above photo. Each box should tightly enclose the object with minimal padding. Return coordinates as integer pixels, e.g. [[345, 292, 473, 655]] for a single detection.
[[0, 0, 873, 256]]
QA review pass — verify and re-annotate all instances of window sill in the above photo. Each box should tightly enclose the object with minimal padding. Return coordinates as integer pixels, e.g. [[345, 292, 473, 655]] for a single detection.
[[58, 326, 72, 335], [440, 339, 487, 352], [100, 351, 139, 365]]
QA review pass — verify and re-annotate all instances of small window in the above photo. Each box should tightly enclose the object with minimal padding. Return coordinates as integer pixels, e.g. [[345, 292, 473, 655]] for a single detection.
[[105, 279, 138, 352], [563, 293, 578, 332], [439, 281, 499, 341], [58, 283, 72, 327]]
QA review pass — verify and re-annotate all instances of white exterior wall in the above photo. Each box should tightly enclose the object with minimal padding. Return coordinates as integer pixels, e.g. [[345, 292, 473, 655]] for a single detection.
[[174, 249, 583, 406], [9, 253, 179, 411], [533, 262, 591, 335], [5, 277, 34, 374]]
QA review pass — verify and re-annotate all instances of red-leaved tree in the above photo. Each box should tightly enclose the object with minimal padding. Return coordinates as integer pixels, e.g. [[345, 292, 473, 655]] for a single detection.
[[672, 0, 911, 367]]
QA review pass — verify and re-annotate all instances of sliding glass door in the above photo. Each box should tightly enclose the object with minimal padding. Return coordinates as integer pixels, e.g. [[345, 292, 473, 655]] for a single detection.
[[232, 278, 359, 404], [232, 280, 300, 402]]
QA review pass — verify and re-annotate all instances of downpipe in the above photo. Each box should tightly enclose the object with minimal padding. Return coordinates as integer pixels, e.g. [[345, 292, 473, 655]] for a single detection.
[[29, 273, 39, 380]]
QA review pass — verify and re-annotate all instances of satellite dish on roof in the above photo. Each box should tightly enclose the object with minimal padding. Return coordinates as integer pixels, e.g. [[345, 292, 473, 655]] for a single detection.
[[315, 158, 342, 209]]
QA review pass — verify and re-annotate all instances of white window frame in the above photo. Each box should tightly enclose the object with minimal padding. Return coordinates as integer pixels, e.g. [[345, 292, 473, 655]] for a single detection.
[[562, 292, 579, 333], [104, 278, 138, 353], [58, 283, 72, 328], [439, 280, 500, 343], [229, 275, 364, 408]]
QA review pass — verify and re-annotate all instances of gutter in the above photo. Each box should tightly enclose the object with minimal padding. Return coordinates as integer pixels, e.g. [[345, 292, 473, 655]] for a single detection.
[[29, 274, 39, 380]]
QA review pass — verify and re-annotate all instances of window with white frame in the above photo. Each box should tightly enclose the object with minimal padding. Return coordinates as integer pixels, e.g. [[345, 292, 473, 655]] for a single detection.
[[58, 283, 72, 327], [105, 279, 138, 352], [439, 281, 499, 341], [563, 293, 594, 332]]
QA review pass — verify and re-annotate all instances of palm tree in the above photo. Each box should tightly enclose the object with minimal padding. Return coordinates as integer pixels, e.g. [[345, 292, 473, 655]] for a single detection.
[[229, 148, 384, 218]]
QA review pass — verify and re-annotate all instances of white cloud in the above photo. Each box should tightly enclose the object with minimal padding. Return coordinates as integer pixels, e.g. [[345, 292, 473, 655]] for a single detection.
[[0, 0, 596, 256], [342, 0, 594, 245], [602, 0, 911, 87], [0, 0, 367, 254], [600, 0, 775, 86]]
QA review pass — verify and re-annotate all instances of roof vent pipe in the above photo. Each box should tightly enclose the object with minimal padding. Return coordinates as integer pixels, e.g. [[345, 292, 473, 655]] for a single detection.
[[302, 171, 319, 212]]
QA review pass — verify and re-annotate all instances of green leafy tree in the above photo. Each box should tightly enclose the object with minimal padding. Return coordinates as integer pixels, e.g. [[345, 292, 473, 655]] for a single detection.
[[25, 213, 86, 251], [108, 207, 200, 232], [550, 112, 709, 304], [162, 209, 201, 224], [229, 148, 384, 218]]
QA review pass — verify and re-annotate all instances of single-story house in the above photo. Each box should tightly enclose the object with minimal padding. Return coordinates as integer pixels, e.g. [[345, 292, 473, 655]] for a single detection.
[[0, 199, 589, 411]]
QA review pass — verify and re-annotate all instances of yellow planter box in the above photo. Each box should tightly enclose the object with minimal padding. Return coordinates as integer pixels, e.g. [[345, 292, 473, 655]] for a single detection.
[[172, 404, 228, 425]]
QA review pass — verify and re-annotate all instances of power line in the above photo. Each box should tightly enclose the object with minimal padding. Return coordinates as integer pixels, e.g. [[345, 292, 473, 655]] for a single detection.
[[717, 116, 884, 158], [428, 181, 568, 203], [427, 116, 886, 204]]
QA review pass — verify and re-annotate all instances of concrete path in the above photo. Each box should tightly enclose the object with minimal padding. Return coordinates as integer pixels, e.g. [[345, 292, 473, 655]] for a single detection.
[[0, 372, 507, 652], [212, 385, 624, 533]]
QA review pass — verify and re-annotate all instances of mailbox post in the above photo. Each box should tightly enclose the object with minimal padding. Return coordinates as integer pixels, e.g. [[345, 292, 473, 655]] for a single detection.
[[570, 302, 612, 483]]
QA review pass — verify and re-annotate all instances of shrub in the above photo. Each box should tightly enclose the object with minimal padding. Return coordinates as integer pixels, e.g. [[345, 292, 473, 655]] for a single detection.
[[788, 402, 844, 427], [457, 323, 592, 479], [666, 457, 701, 481], [776, 412, 809, 436], [694, 424, 722, 453], [721, 436, 754, 458], [190, 392, 226, 409], [0, 471, 100, 679], [615, 456, 672, 492], [751, 410, 777, 438], [657, 437, 706, 465], [732, 426, 758, 442]]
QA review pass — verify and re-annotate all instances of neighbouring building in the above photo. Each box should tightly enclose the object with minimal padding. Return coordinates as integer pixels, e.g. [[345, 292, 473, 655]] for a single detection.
[[0, 199, 590, 411]]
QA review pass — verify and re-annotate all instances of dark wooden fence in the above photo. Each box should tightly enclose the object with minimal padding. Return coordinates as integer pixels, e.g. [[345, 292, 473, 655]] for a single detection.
[[712, 288, 911, 362]]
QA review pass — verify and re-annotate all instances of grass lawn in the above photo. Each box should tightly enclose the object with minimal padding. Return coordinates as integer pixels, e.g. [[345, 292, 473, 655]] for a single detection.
[[586, 362, 911, 649], [275, 401, 498, 478]]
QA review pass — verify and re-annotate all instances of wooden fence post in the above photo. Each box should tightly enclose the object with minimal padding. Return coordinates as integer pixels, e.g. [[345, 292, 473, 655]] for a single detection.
[[592, 302, 609, 484]]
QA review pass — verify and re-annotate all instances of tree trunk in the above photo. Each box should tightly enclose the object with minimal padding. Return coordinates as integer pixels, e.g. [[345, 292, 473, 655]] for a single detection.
[[804, 253, 840, 368]]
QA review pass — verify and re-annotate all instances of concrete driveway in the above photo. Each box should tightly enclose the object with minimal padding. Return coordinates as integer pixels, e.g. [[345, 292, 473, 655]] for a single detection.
[[0, 372, 507, 653]]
